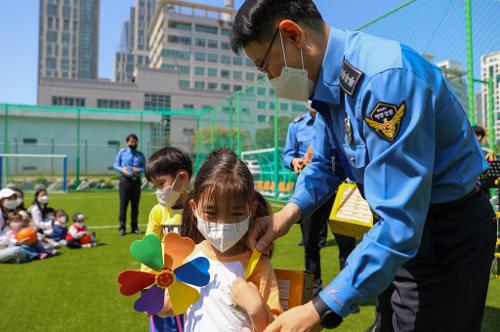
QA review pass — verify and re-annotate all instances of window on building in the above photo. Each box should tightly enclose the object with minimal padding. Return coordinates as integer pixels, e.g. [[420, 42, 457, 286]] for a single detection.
[[268, 102, 275, 110], [168, 35, 192, 45], [221, 42, 230, 50], [195, 67, 205, 76], [183, 104, 194, 109], [208, 40, 218, 48], [168, 21, 192, 31], [221, 84, 231, 91], [195, 52, 206, 61], [233, 71, 242, 80], [246, 58, 254, 67], [221, 55, 231, 64], [179, 80, 190, 89], [221, 70, 230, 79], [195, 24, 218, 34], [257, 87, 266, 96], [207, 54, 218, 63], [280, 103, 289, 111], [47, 31, 57, 42], [257, 101, 266, 109], [23, 138, 38, 145], [292, 103, 304, 112], [207, 68, 217, 77], [47, 4, 58, 16], [144, 93, 171, 110], [208, 82, 218, 90], [162, 49, 191, 60], [221, 28, 231, 36], [51, 96, 85, 107], [195, 38, 206, 47], [234, 85, 242, 92], [97, 99, 132, 110], [195, 81, 205, 90], [233, 57, 243, 66], [246, 72, 255, 81], [269, 89, 275, 96], [178, 65, 190, 74], [257, 115, 266, 123]]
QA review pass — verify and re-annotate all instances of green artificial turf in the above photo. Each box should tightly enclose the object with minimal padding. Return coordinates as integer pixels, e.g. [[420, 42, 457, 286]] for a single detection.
[[0, 192, 498, 331]]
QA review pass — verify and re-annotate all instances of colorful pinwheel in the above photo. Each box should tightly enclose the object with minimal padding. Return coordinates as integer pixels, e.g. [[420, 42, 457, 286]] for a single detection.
[[118, 233, 210, 315]]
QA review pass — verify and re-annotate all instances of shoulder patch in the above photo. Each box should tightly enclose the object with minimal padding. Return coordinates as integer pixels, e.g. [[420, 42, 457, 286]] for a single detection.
[[293, 114, 305, 123], [364, 102, 406, 141], [340, 59, 364, 96]]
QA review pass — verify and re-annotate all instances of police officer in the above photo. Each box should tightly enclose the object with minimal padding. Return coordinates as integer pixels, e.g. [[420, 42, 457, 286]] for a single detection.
[[231, 1, 496, 331], [283, 105, 356, 296], [114, 133, 146, 236]]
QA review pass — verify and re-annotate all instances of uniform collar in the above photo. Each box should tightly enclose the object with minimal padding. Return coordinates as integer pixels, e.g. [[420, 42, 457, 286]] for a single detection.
[[311, 27, 346, 106], [304, 111, 315, 125]]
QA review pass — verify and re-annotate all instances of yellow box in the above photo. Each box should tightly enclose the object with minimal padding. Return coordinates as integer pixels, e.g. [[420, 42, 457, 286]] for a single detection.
[[274, 269, 314, 310], [329, 183, 373, 238]]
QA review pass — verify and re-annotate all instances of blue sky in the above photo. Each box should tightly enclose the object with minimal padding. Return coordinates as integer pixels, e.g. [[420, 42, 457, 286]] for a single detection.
[[0, 0, 408, 104]]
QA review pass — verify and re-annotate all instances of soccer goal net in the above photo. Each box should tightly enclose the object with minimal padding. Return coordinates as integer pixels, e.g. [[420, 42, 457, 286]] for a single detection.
[[0, 154, 68, 192]]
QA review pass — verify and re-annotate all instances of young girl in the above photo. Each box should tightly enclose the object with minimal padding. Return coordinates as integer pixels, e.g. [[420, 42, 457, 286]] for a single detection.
[[50, 209, 69, 245], [169, 153, 282, 332], [143, 147, 193, 332], [28, 188, 52, 231]]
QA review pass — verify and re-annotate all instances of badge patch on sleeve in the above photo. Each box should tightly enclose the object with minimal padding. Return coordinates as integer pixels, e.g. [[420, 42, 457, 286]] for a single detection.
[[364, 102, 406, 141]]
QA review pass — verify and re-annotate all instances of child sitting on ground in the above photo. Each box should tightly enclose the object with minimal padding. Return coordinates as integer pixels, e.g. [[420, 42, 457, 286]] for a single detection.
[[66, 213, 97, 249], [160, 153, 282, 332], [143, 146, 193, 332], [6, 212, 56, 260], [50, 209, 68, 245]]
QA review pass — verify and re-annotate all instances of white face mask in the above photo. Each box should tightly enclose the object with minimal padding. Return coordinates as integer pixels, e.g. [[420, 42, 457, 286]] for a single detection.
[[16, 197, 23, 207], [75, 222, 84, 228], [59, 216, 68, 224], [155, 175, 182, 208], [196, 214, 250, 253], [3, 199, 18, 210], [10, 221, 23, 230], [39, 195, 49, 205], [269, 32, 315, 102]]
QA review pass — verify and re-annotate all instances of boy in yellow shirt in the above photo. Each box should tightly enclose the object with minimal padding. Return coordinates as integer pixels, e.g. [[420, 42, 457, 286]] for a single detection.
[[142, 147, 193, 332]]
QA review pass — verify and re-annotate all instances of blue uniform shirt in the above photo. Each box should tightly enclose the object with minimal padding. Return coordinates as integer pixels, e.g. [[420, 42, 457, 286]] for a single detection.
[[113, 147, 146, 178], [282, 112, 316, 169], [290, 27, 488, 317]]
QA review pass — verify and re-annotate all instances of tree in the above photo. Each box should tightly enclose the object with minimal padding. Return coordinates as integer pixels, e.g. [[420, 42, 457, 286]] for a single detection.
[[255, 116, 293, 149]]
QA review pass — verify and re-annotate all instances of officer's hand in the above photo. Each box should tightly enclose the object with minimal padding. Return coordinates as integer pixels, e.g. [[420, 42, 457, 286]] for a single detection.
[[121, 167, 129, 176], [249, 203, 302, 253], [264, 302, 321, 332], [132, 167, 139, 174], [292, 158, 304, 174]]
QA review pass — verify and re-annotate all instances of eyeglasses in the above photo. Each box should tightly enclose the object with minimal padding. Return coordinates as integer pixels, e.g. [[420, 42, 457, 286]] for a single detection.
[[257, 28, 280, 73]]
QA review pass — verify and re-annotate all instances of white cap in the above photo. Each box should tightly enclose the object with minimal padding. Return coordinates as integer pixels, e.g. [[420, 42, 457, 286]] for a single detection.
[[0, 188, 16, 199]]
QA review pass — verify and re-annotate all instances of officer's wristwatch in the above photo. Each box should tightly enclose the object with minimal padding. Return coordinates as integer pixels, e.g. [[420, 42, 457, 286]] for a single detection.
[[312, 295, 343, 329]]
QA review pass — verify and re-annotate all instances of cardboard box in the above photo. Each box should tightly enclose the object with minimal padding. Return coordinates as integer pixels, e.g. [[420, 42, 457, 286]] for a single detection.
[[274, 269, 314, 310]]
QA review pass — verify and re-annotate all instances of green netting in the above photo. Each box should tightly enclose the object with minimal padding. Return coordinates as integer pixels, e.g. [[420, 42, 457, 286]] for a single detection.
[[357, 0, 500, 149]]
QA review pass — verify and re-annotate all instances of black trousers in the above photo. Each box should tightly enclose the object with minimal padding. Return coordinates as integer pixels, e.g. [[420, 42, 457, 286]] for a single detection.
[[119, 177, 141, 232], [376, 190, 496, 332], [302, 195, 356, 295]]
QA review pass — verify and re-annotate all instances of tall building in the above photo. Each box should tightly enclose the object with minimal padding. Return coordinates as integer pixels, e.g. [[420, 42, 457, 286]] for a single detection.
[[114, 0, 157, 82], [480, 51, 500, 142], [436, 60, 468, 111], [38, 0, 99, 81]]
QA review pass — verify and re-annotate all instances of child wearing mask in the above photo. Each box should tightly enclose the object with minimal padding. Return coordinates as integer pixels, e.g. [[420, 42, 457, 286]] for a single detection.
[[28, 188, 51, 231], [50, 209, 69, 245], [5, 212, 56, 260], [142, 146, 193, 332], [160, 153, 282, 332], [66, 213, 97, 249]]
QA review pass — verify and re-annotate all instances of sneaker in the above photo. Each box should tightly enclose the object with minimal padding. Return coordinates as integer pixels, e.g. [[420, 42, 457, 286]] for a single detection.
[[38, 253, 48, 260], [131, 229, 140, 235], [118, 229, 126, 236], [82, 244, 92, 248], [48, 248, 58, 256]]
